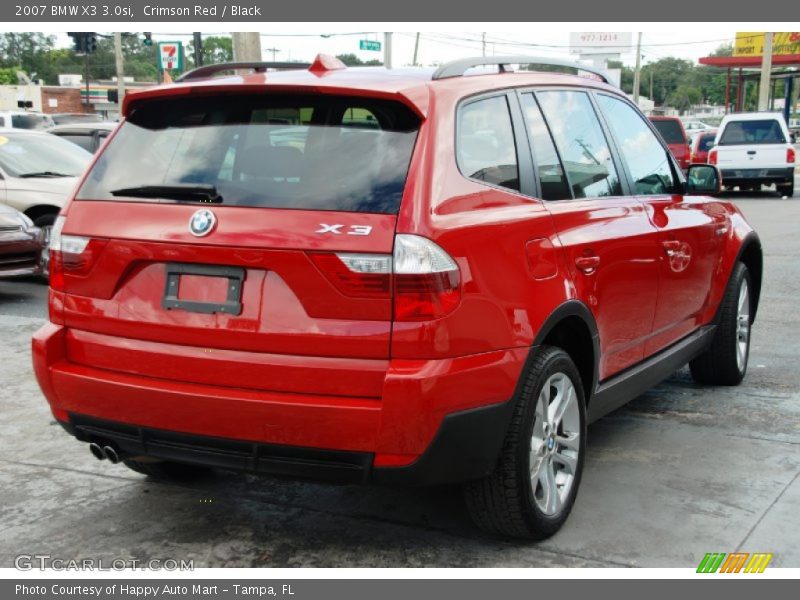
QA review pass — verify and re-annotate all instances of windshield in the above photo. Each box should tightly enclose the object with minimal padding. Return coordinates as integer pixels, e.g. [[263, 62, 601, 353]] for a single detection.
[[0, 133, 92, 177], [652, 120, 687, 144], [698, 134, 716, 152], [77, 94, 421, 214], [11, 113, 55, 130], [719, 119, 786, 145]]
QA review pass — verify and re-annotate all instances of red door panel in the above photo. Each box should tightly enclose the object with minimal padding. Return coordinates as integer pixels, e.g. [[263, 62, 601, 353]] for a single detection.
[[546, 198, 660, 380], [642, 195, 727, 355]]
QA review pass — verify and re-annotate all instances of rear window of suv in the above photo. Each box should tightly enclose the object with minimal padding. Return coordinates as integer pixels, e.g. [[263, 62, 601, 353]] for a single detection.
[[719, 119, 786, 145], [77, 94, 420, 214], [651, 120, 686, 144]]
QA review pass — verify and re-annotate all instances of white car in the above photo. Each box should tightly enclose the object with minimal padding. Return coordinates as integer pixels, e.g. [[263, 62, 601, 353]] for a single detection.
[[710, 112, 796, 197], [0, 111, 55, 130], [0, 129, 92, 245]]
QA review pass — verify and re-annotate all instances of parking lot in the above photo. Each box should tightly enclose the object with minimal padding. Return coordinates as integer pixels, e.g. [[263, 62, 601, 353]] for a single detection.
[[1, 188, 799, 568]]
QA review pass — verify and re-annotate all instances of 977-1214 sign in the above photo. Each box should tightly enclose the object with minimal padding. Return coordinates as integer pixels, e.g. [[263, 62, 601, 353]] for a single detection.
[[359, 40, 381, 52], [158, 41, 183, 71]]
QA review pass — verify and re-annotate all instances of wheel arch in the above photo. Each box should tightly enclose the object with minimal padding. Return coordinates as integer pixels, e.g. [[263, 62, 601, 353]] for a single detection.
[[736, 233, 762, 323], [23, 204, 61, 223], [530, 300, 600, 404]]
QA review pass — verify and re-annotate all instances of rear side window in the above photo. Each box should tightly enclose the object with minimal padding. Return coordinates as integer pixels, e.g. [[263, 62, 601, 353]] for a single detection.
[[719, 119, 786, 145], [519, 93, 570, 200], [536, 90, 622, 199], [597, 95, 677, 196], [11, 114, 53, 130], [651, 120, 686, 144], [57, 133, 94, 153], [77, 94, 420, 214], [456, 95, 520, 192], [699, 134, 716, 152]]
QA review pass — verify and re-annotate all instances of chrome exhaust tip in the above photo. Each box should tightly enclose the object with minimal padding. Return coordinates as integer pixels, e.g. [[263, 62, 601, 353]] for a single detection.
[[103, 446, 120, 464], [89, 443, 105, 461]]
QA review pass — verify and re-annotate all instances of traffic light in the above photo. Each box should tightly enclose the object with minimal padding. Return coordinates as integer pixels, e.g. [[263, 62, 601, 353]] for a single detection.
[[143, 32, 153, 47], [67, 32, 98, 54]]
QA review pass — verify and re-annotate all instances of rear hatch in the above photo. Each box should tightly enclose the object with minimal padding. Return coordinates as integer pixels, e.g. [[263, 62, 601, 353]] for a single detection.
[[714, 118, 790, 169], [54, 92, 420, 396]]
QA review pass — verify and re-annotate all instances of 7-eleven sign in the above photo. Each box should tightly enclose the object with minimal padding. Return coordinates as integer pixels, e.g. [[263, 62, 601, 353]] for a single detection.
[[157, 41, 183, 71]]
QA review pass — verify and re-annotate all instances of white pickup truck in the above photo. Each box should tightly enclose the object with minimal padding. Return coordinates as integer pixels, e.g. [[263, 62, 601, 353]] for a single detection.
[[710, 112, 796, 197]]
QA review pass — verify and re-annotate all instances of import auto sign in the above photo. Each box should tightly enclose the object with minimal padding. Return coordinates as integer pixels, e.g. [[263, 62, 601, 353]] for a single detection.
[[158, 41, 183, 71]]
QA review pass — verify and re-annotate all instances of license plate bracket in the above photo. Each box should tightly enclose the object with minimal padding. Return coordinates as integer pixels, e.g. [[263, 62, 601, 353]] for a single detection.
[[162, 263, 245, 315]]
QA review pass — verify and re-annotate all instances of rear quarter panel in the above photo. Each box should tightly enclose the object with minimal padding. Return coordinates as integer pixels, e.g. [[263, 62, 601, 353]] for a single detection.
[[394, 86, 574, 361]]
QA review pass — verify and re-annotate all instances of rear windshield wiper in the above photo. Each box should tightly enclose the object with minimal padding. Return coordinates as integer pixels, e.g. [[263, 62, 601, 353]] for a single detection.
[[110, 184, 223, 203], [18, 171, 72, 178]]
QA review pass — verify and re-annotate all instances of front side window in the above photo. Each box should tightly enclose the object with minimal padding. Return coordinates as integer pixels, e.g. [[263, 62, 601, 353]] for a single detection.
[[597, 94, 677, 196], [536, 91, 622, 199], [457, 95, 520, 192]]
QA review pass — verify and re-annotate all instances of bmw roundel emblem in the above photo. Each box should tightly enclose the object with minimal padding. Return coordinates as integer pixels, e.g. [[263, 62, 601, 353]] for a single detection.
[[189, 209, 216, 237]]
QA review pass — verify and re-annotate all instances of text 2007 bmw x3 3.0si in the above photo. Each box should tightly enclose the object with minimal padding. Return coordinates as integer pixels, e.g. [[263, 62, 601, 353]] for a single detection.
[[33, 54, 764, 539]]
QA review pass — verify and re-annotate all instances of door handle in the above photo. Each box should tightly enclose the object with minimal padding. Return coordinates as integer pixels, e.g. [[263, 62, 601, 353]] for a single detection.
[[661, 240, 681, 255], [575, 255, 600, 273], [747, 150, 757, 155]]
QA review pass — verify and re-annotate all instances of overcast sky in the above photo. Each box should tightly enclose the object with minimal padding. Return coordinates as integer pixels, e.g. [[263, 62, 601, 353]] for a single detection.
[[51, 28, 739, 68]]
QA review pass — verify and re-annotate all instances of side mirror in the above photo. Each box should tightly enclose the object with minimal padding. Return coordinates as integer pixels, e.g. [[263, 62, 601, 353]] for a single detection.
[[686, 164, 721, 195]]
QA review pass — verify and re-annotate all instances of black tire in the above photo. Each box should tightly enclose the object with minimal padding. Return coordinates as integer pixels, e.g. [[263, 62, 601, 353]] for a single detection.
[[464, 346, 586, 540], [122, 458, 212, 481], [778, 180, 794, 197], [690, 262, 752, 385]]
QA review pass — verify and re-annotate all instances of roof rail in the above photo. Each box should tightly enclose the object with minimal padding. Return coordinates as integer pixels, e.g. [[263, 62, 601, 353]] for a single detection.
[[431, 56, 613, 85], [175, 61, 311, 83]]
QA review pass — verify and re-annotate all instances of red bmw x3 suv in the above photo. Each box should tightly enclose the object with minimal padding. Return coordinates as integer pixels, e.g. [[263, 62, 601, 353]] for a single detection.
[[33, 55, 762, 539]]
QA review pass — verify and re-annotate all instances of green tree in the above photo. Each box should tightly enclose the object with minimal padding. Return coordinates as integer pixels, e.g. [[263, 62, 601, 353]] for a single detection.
[[186, 36, 233, 68], [335, 53, 382, 67], [0, 67, 19, 84], [668, 84, 703, 114]]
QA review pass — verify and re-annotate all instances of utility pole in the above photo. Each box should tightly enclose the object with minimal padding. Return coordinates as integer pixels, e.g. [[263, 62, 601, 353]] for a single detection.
[[384, 32, 393, 69], [114, 32, 125, 108], [232, 32, 262, 62], [265, 47, 281, 61], [758, 32, 773, 112], [193, 32, 204, 67], [412, 32, 420, 66], [649, 69, 653, 103], [482, 32, 486, 57], [632, 32, 642, 105]]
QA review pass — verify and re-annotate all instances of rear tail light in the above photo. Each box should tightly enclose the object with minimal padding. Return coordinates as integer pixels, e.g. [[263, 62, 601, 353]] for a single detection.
[[392, 234, 460, 321], [48, 216, 107, 292], [309, 234, 461, 321], [788, 147, 796, 164], [709, 148, 718, 165]]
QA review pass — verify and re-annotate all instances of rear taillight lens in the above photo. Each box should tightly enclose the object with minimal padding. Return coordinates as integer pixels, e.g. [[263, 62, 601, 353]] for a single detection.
[[309, 234, 461, 322], [788, 147, 796, 164], [709, 149, 718, 165], [48, 216, 107, 291], [392, 234, 460, 321], [309, 252, 391, 299]]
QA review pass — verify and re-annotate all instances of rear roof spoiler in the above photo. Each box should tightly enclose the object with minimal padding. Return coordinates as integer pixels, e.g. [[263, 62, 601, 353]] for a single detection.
[[431, 56, 613, 85], [175, 61, 311, 82]]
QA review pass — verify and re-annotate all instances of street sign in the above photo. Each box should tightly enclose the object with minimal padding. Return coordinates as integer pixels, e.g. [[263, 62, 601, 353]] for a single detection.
[[359, 40, 381, 52], [157, 41, 183, 71]]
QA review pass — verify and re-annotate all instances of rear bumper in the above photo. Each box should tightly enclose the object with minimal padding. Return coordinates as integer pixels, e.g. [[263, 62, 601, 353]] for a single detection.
[[33, 324, 527, 485], [721, 167, 794, 185]]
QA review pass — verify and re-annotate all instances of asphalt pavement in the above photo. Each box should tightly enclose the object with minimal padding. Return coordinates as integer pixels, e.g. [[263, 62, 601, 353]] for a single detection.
[[0, 189, 798, 568]]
